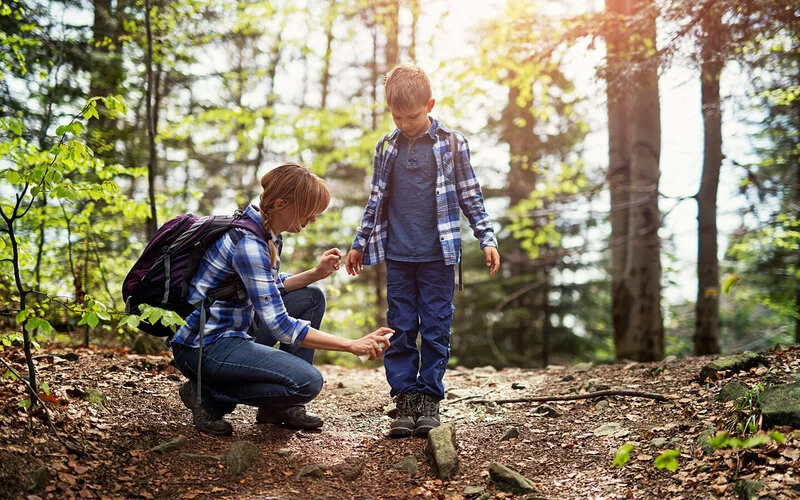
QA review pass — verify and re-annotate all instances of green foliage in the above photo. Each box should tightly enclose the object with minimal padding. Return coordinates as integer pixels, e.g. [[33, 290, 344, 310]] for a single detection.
[[654, 450, 681, 471], [708, 431, 785, 450], [612, 442, 636, 468], [135, 304, 186, 333]]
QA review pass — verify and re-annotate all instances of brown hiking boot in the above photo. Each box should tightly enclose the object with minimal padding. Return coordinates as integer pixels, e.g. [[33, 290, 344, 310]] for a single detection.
[[390, 393, 418, 439], [256, 405, 324, 430], [179, 381, 233, 436], [414, 393, 441, 437]]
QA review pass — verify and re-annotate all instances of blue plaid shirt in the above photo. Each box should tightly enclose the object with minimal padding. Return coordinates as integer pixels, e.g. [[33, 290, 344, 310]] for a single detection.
[[352, 118, 497, 265], [170, 205, 310, 348]]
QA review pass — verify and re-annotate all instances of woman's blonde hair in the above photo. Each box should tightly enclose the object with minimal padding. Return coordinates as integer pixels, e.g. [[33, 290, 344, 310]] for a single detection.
[[385, 63, 431, 110], [259, 162, 330, 265]]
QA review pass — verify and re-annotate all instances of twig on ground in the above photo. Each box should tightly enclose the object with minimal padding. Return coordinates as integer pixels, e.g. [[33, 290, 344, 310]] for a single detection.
[[464, 389, 667, 405], [0, 357, 83, 453]]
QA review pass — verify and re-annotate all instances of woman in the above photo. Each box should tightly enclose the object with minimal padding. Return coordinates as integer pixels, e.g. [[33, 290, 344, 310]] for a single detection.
[[171, 162, 392, 436]]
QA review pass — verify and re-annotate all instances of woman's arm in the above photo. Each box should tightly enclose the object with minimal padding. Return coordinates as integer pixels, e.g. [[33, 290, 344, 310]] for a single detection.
[[282, 248, 342, 292], [299, 326, 394, 360]]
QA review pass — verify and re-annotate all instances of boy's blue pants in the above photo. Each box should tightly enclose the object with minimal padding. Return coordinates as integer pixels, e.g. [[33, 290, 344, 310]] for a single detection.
[[384, 259, 455, 400]]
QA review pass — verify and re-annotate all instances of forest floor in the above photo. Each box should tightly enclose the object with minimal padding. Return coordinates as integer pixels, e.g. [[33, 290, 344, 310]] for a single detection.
[[1, 343, 799, 500]]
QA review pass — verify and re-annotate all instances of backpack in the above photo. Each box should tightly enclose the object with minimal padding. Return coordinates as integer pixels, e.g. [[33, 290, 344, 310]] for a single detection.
[[122, 209, 266, 337]]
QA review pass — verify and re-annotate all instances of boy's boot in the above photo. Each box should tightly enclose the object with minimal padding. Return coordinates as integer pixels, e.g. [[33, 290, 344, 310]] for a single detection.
[[256, 405, 324, 430], [179, 381, 233, 436], [390, 393, 418, 438], [414, 393, 441, 437]]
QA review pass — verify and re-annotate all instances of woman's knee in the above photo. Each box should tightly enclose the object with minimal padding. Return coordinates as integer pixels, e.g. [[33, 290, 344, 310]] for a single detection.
[[297, 365, 324, 400], [307, 285, 326, 312]]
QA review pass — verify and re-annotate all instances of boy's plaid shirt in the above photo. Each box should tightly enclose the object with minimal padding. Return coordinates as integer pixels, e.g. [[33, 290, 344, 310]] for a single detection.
[[351, 118, 497, 266]]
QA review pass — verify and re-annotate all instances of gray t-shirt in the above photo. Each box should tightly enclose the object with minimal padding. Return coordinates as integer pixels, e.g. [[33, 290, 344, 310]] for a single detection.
[[385, 132, 442, 262]]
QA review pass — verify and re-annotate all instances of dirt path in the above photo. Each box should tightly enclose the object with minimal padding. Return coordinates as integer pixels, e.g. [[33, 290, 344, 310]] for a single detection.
[[1, 345, 799, 499]]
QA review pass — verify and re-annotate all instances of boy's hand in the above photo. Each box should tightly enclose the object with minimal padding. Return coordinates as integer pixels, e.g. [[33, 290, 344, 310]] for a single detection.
[[345, 249, 364, 276], [484, 246, 500, 276], [314, 248, 342, 279]]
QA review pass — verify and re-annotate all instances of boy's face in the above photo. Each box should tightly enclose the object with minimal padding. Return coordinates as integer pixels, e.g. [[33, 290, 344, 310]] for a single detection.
[[389, 98, 435, 139]]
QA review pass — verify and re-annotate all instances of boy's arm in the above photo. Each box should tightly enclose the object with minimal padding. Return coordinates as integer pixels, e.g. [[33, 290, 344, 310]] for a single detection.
[[351, 135, 387, 253], [452, 133, 498, 250]]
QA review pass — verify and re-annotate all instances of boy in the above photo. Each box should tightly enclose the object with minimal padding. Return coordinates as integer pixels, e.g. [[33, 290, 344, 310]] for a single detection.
[[345, 63, 500, 438]]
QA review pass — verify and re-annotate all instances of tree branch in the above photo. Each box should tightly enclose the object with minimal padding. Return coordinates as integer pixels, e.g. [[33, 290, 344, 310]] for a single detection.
[[465, 389, 667, 405]]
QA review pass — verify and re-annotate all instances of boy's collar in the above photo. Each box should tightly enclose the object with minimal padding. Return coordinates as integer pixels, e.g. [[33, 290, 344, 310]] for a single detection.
[[388, 117, 448, 142]]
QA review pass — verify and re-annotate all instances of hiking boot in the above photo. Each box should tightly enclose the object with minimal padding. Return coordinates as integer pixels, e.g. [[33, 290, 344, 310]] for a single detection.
[[390, 393, 418, 439], [179, 381, 233, 436], [414, 393, 441, 437], [256, 405, 324, 430]]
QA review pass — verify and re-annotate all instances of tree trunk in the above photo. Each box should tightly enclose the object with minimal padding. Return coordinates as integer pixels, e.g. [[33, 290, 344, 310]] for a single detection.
[[144, 0, 158, 238], [606, 0, 632, 353], [607, 0, 663, 361], [694, 7, 723, 355]]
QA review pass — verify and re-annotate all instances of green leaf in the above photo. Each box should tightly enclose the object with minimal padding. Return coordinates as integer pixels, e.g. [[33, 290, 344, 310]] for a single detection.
[[612, 443, 636, 468], [7, 170, 20, 184], [654, 450, 681, 471], [769, 431, 786, 444], [16, 309, 29, 322], [18, 399, 31, 409], [722, 275, 740, 294], [41, 381, 50, 396]]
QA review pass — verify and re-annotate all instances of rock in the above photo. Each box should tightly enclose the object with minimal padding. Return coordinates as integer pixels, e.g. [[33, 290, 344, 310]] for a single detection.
[[569, 362, 593, 374], [698, 351, 763, 381], [734, 479, 764, 499], [650, 437, 668, 448], [662, 355, 677, 364], [716, 380, 749, 401], [511, 382, 527, 390], [393, 455, 418, 475], [275, 448, 293, 457], [545, 364, 565, 371], [500, 426, 520, 441], [149, 436, 187, 454], [760, 381, 800, 428], [385, 403, 398, 419], [595, 401, 610, 410], [592, 422, 629, 438], [82, 388, 107, 410], [463, 485, 486, 498], [224, 441, 260, 475], [27, 466, 52, 493], [446, 389, 472, 400], [426, 423, 459, 479], [488, 462, 538, 495], [560, 374, 575, 382], [532, 404, 561, 418], [335, 459, 363, 481], [296, 464, 325, 480], [131, 334, 166, 355], [474, 365, 497, 374], [696, 427, 717, 455]]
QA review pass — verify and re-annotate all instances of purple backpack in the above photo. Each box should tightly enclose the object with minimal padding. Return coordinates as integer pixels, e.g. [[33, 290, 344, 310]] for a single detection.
[[122, 209, 265, 337]]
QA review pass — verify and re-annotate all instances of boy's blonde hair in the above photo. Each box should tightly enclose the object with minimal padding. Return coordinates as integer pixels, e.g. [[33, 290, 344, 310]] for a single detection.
[[385, 63, 431, 110], [259, 162, 330, 265]]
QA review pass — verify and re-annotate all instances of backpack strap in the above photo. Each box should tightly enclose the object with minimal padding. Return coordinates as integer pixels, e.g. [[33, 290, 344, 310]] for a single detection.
[[448, 132, 464, 292]]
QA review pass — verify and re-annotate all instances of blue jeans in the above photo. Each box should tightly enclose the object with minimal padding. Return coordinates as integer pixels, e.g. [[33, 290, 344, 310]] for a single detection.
[[172, 286, 326, 415], [384, 259, 455, 400]]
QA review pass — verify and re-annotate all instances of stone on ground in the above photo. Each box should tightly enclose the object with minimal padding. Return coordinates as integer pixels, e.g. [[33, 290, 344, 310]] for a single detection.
[[488, 462, 538, 494], [760, 381, 800, 428], [698, 351, 763, 381], [426, 423, 458, 479]]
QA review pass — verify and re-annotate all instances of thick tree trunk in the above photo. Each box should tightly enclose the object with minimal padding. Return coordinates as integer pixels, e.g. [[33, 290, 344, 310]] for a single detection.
[[695, 8, 723, 355], [606, 0, 632, 353], [607, 0, 663, 361]]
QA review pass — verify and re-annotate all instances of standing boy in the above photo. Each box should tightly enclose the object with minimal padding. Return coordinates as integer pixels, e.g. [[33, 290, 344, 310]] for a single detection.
[[345, 63, 500, 438]]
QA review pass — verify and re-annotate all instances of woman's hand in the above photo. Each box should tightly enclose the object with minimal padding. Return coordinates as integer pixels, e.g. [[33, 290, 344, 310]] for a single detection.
[[348, 327, 394, 360], [314, 248, 342, 279]]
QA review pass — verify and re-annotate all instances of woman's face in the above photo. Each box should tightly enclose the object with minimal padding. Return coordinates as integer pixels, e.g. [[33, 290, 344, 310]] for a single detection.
[[272, 201, 317, 234]]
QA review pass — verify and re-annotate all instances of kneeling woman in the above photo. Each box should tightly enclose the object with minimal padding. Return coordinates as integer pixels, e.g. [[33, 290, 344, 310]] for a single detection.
[[171, 162, 392, 435]]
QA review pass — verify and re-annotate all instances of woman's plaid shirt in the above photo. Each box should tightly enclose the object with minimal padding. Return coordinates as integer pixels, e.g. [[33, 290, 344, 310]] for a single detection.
[[171, 205, 310, 349], [351, 118, 497, 266]]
